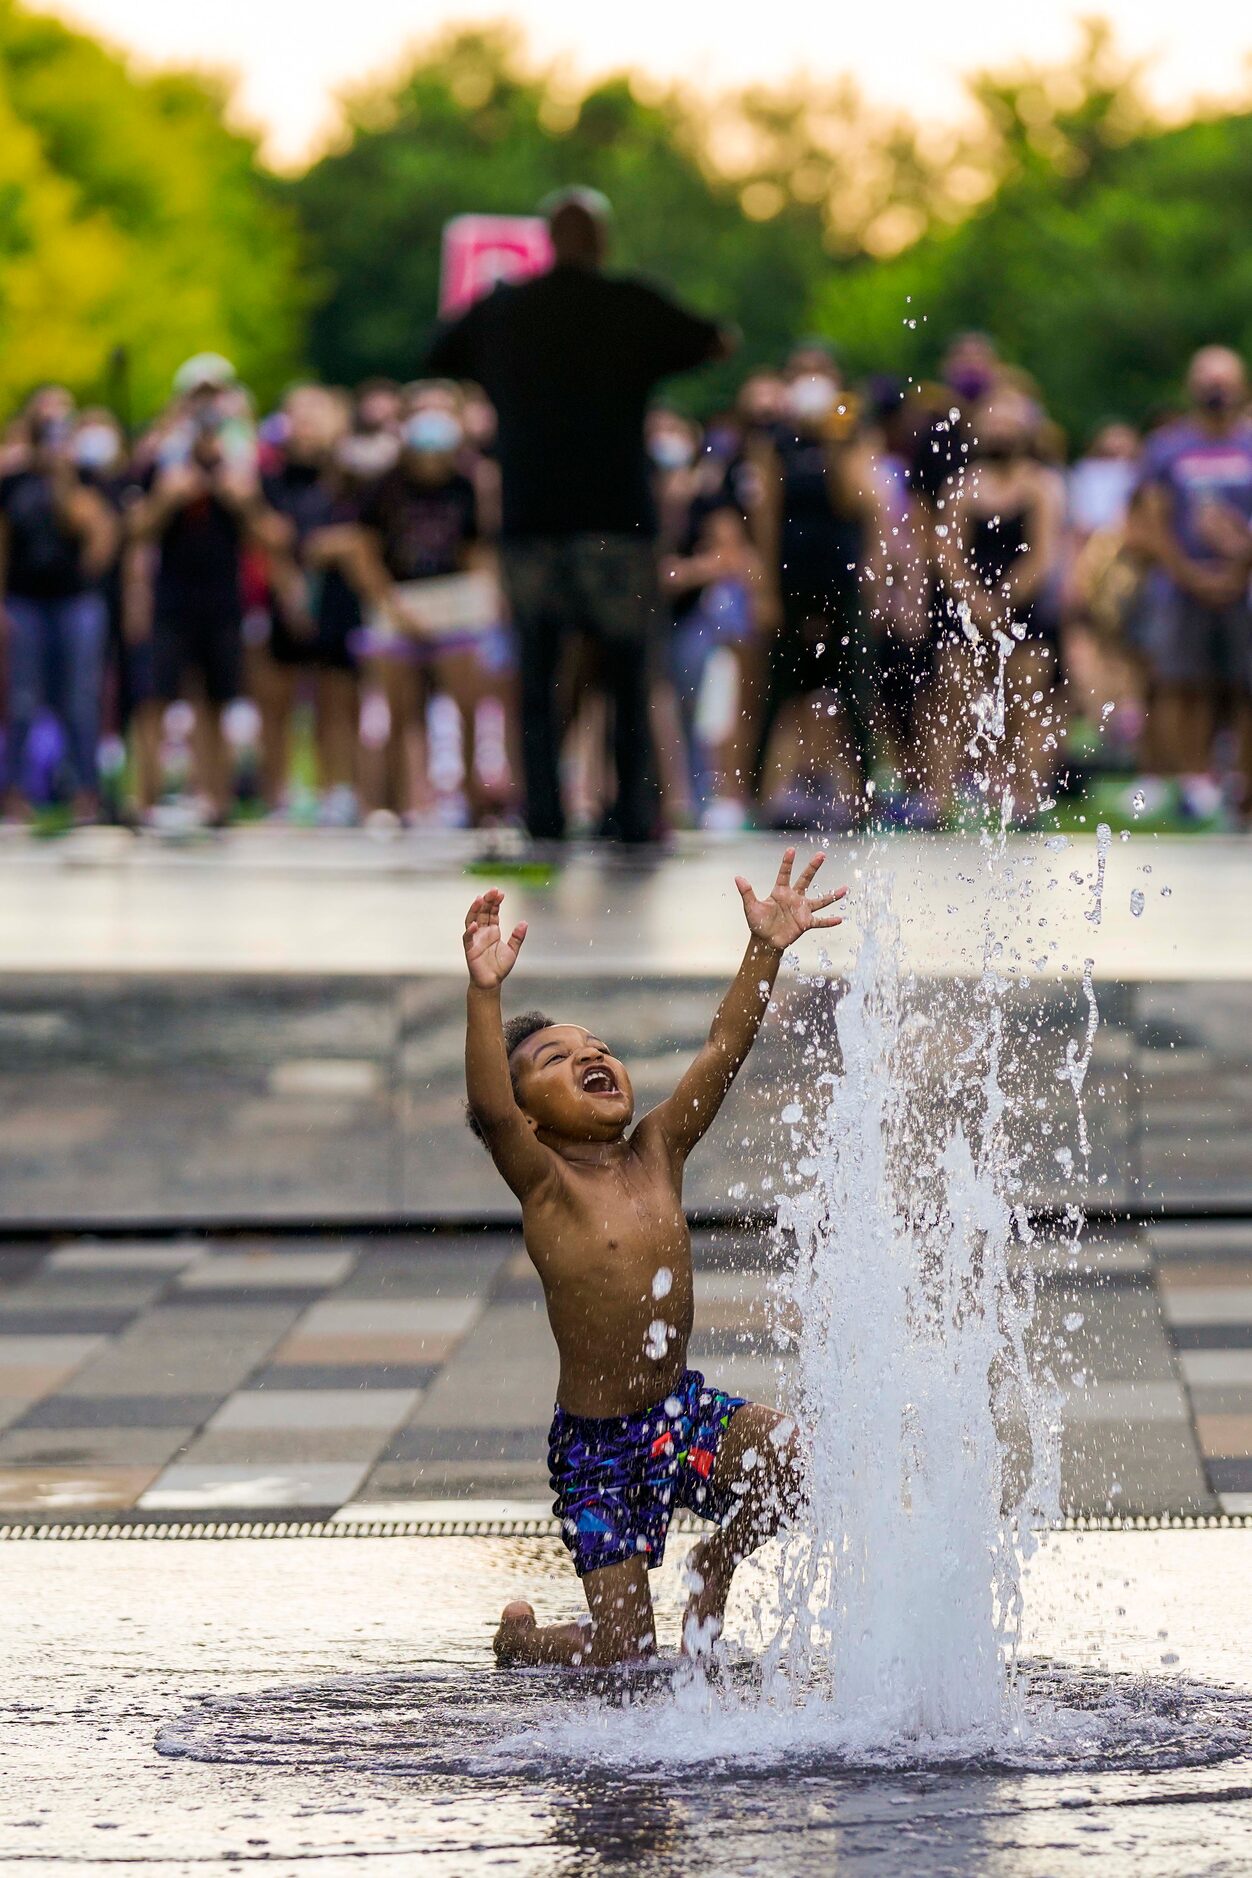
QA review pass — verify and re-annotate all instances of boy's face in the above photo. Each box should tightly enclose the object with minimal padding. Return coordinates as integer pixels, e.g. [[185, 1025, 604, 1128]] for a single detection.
[[510, 1024, 634, 1143]]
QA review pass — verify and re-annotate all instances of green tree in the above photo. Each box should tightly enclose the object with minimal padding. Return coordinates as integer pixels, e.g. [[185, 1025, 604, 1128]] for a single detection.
[[288, 25, 829, 407], [0, 0, 305, 418], [810, 24, 1252, 440]]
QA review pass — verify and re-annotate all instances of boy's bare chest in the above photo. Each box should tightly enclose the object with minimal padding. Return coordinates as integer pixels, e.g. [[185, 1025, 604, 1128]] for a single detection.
[[526, 1156, 688, 1277]]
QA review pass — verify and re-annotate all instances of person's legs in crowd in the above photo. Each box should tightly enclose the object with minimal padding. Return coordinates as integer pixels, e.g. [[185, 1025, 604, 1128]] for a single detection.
[[189, 686, 233, 824], [313, 666, 359, 818], [668, 595, 757, 828], [875, 629, 936, 814], [54, 591, 108, 821], [1003, 641, 1059, 822], [502, 540, 569, 841], [3, 596, 49, 819], [665, 609, 707, 818], [428, 635, 518, 825], [1147, 683, 1212, 774], [758, 596, 865, 827], [250, 642, 299, 813], [1140, 591, 1226, 808], [924, 636, 979, 822], [130, 699, 164, 817], [361, 647, 429, 821], [191, 609, 244, 824], [572, 535, 660, 843]]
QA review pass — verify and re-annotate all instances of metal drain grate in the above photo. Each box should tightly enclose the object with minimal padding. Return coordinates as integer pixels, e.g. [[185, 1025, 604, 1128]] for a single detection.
[[0, 1511, 1246, 1541]]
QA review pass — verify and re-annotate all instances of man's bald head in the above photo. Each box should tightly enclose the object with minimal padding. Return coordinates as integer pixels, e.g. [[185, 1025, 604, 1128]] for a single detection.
[[543, 187, 612, 267]]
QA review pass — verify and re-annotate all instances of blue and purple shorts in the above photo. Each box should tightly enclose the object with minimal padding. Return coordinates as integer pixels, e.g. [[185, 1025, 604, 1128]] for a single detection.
[[547, 1368, 747, 1579]]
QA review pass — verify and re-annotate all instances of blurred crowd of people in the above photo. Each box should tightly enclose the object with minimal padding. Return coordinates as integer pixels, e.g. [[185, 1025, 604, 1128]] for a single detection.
[[3, 207, 1252, 839]]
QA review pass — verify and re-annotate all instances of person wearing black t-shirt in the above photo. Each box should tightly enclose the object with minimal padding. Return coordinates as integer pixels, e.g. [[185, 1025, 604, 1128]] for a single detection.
[[257, 385, 362, 822], [753, 352, 880, 827], [426, 188, 732, 842], [330, 382, 507, 821], [130, 370, 286, 823], [1, 391, 119, 820]]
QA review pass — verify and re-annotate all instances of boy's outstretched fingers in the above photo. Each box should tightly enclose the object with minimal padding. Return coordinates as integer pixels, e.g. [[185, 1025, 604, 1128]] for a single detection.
[[774, 846, 798, 891]]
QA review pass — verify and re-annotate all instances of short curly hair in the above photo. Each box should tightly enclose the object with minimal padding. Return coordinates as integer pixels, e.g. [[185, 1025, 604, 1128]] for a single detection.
[[465, 1010, 555, 1146]]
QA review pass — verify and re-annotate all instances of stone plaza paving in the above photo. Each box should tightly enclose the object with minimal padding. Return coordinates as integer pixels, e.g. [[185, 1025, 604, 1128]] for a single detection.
[[0, 1222, 1248, 1526]]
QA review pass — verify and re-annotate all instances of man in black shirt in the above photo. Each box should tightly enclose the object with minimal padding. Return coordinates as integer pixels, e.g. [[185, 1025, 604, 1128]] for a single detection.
[[426, 189, 732, 841], [130, 362, 286, 824]]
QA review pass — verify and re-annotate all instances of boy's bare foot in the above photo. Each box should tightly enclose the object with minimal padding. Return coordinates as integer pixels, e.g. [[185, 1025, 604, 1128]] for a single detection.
[[494, 1600, 599, 1667], [494, 1600, 539, 1664]]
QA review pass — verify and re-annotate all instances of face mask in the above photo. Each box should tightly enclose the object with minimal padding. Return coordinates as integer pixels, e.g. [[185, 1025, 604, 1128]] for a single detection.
[[1197, 386, 1237, 415], [948, 366, 993, 403], [403, 411, 463, 455], [649, 432, 695, 470], [73, 424, 118, 471], [976, 439, 1016, 464], [787, 375, 839, 423], [336, 431, 400, 477]]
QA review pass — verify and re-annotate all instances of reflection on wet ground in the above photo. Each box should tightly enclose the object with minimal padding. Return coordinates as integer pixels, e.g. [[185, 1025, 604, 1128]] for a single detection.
[[4, 1531, 1252, 1875]]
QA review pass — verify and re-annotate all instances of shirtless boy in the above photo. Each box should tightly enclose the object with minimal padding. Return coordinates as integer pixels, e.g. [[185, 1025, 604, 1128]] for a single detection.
[[462, 848, 846, 1668]]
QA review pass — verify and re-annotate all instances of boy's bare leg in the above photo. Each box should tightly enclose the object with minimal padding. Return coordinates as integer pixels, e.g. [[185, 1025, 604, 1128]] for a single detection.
[[683, 1403, 803, 1653], [495, 1556, 656, 1668]]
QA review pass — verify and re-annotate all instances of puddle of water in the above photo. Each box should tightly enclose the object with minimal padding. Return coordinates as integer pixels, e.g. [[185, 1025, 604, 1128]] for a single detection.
[[5, 1533, 1252, 1876]]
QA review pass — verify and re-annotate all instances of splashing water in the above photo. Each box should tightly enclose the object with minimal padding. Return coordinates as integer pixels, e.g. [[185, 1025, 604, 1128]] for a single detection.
[[752, 868, 1062, 1754]]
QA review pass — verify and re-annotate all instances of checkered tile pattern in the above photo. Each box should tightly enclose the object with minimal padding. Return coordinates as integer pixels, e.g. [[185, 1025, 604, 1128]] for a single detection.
[[0, 1226, 1231, 1523], [1152, 1223, 1252, 1516]]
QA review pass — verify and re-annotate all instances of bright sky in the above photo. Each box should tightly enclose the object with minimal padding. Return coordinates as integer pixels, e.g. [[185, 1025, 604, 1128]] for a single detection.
[[42, 0, 1252, 166]]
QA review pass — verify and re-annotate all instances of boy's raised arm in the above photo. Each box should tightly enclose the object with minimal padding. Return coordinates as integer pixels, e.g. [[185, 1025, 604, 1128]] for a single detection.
[[463, 892, 554, 1200], [640, 850, 845, 1164]]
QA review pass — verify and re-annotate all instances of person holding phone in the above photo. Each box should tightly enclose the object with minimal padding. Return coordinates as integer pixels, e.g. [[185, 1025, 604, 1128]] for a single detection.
[[1, 386, 118, 821]]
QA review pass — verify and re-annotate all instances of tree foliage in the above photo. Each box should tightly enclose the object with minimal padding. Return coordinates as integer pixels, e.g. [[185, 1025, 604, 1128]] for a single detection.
[[0, 0, 305, 418], [812, 24, 1252, 440], [287, 25, 834, 407], [4, 6, 1252, 446]]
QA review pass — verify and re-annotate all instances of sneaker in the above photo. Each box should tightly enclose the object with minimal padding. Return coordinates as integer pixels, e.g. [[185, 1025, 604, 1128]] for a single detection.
[[1178, 773, 1224, 826], [317, 784, 359, 829], [698, 796, 751, 834]]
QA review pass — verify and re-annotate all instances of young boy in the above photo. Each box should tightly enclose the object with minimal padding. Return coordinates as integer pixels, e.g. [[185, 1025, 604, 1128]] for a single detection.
[[463, 848, 845, 1667]]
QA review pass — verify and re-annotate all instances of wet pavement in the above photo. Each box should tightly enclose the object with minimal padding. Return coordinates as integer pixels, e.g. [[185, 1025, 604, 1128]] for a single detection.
[[3, 1529, 1252, 1875]]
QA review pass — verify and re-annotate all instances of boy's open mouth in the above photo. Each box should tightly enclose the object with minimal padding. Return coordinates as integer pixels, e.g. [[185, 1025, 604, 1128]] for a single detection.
[[579, 1064, 620, 1096]]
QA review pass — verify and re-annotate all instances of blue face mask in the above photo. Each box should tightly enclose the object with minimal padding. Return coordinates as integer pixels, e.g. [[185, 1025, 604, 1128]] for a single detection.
[[649, 432, 695, 470], [73, 424, 119, 471], [404, 411, 462, 455]]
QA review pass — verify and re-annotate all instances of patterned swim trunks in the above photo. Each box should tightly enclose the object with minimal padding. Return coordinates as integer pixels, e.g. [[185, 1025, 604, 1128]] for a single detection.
[[547, 1368, 748, 1579]]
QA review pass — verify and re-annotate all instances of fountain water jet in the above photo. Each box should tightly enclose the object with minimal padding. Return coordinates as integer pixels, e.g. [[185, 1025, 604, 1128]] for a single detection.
[[760, 864, 1063, 1754]]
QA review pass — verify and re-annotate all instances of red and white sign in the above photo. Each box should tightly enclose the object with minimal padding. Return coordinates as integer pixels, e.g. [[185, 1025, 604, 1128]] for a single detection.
[[439, 215, 554, 317]]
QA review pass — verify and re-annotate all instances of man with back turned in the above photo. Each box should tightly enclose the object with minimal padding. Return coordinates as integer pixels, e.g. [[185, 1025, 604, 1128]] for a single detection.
[[426, 188, 733, 843]]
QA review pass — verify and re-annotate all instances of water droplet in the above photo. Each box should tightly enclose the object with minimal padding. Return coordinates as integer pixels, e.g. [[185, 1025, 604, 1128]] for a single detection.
[[1130, 890, 1144, 918], [1064, 1312, 1085, 1331], [1132, 790, 1145, 812], [781, 1103, 803, 1125], [651, 1266, 673, 1300]]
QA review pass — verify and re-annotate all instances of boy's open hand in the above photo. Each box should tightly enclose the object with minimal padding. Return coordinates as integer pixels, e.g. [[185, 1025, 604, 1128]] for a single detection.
[[463, 890, 527, 989], [735, 848, 847, 952]]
